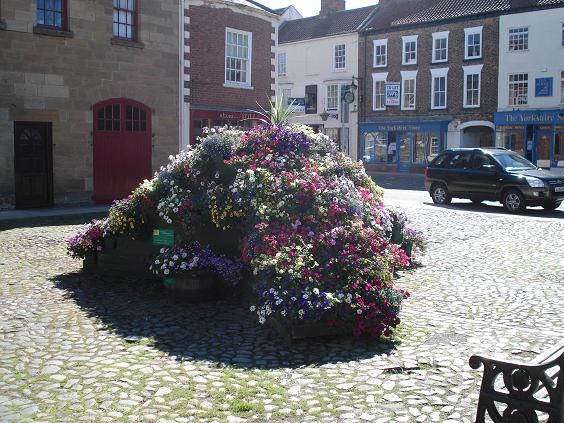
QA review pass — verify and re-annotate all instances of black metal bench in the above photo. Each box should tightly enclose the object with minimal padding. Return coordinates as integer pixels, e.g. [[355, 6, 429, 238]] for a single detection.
[[469, 341, 563, 423]]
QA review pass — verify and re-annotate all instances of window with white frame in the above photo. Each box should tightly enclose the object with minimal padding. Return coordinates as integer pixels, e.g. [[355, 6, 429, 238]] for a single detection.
[[327, 84, 339, 110], [278, 52, 286, 76], [373, 39, 387, 67], [508, 73, 529, 106], [561, 23, 564, 47], [334, 44, 346, 70], [402, 35, 418, 65], [225, 28, 251, 86], [372, 72, 388, 111], [509, 27, 528, 51], [401, 71, 417, 110], [464, 26, 482, 60], [280, 88, 291, 107], [432, 31, 449, 63], [560, 71, 564, 104], [431, 68, 449, 109], [463, 64, 483, 108]]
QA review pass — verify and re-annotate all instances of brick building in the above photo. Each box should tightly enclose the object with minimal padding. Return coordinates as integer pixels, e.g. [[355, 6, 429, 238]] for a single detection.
[[182, 0, 280, 146], [358, 0, 564, 174], [0, 0, 180, 208]]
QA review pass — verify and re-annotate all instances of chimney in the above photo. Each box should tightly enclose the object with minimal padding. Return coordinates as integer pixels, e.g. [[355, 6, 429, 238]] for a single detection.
[[320, 0, 346, 16]]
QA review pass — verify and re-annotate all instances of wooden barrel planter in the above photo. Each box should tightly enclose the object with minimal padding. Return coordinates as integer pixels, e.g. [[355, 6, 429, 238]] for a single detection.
[[162, 270, 219, 302]]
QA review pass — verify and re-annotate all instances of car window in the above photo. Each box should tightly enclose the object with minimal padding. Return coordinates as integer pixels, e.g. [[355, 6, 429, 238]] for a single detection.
[[493, 152, 536, 171], [472, 154, 495, 169], [430, 153, 450, 167], [446, 152, 473, 169]]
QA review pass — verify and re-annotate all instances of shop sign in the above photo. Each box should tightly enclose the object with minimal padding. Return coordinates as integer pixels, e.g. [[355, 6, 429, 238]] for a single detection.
[[495, 110, 564, 125], [288, 98, 306, 113], [385, 82, 401, 106], [218, 111, 257, 120], [535, 78, 553, 97]]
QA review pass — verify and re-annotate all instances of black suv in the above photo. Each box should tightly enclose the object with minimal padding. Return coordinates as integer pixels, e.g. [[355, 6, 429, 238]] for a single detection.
[[424, 148, 564, 212]]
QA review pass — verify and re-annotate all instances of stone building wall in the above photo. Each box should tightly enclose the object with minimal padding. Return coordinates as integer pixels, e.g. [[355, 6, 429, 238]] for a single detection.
[[0, 0, 179, 208]]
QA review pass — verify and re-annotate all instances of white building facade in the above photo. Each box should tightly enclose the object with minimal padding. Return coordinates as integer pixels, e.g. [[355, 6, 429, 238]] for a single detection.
[[278, 33, 362, 159], [495, 7, 564, 169], [277, 2, 377, 161]]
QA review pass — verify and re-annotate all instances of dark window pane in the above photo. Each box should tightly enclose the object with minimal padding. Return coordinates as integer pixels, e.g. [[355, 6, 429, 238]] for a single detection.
[[140, 109, 146, 122], [97, 120, 105, 131], [133, 121, 140, 131], [140, 121, 146, 131], [126, 105, 132, 120], [97, 108, 104, 120], [113, 119, 120, 131], [113, 104, 120, 119], [126, 121, 132, 131]]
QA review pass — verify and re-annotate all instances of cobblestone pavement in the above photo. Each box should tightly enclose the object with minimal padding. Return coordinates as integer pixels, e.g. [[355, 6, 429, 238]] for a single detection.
[[0, 204, 563, 423]]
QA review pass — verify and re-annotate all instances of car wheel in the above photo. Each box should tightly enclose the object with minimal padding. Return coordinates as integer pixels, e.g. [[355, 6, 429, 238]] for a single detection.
[[502, 189, 525, 213], [542, 201, 561, 211], [431, 183, 452, 205]]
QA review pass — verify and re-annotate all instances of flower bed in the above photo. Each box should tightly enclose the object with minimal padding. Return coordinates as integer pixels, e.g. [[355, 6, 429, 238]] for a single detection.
[[68, 123, 426, 339]]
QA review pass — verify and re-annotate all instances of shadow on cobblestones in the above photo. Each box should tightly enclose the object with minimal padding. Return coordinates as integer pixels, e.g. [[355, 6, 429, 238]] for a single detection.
[[427, 201, 564, 217], [52, 272, 397, 370]]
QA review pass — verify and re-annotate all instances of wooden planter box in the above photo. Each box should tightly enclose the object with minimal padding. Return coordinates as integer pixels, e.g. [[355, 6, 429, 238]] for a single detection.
[[268, 314, 352, 345], [85, 237, 160, 278], [162, 270, 219, 302]]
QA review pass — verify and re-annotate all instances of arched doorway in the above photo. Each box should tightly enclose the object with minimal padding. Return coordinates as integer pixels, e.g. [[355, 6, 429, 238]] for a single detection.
[[460, 121, 494, 148], [93, 98, 152, 204]]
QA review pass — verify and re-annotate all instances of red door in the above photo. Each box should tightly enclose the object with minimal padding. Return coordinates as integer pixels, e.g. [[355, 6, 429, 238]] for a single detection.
[[93, 98, 152, 204]]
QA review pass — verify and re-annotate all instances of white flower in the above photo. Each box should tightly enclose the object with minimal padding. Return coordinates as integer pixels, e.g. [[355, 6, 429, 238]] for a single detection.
[[250, 305, 256, 312], [167, 219, 172, 224], [215, 172, 220, 179], [154, 259, 160, 265], [280, 310, 287, 316], [313, 288, 320, 295], [298, 309, 305, 316], [172, 255, 179, 261], [357, 309, 363, 315], [258, 316, 266, 324], [164, 269, 170, 275], [302, 294, 308, 299]]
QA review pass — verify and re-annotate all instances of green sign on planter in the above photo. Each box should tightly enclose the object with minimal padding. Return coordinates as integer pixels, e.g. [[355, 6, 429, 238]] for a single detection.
[[153, 229, 175, 246], [163, 277, 176, 286]]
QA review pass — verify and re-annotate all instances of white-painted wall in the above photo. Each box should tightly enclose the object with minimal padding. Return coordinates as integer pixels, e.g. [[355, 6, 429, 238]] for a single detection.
[[278, 33, 360, 160], [498, 8, 564, 111]]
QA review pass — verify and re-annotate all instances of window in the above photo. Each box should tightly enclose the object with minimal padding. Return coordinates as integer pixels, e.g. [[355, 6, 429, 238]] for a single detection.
[[402, 35, 418, 65], [401, 70, 417, 110], [432, 31, 449, 63], [430, 137, 441, 156], [334, 44, 346, 70], [373, 39, 387, 67], [509, 27, 528, 51], [463, 64, 483, 108], [562, 23, 564, 47], [280, 88, 291, 107], [508, 73, 528, 106], [327, 84, 338, 110], [278, 52, 286, 76], [431, 68, 448, 109], [36, 0, 67, 30], [446, 152, 473, 169], [97, 104, 120, 132], [113, 0, 137, 40], [372, 72, 387, 111], [225, 28, 252, 87], [125, 104, 147, 132], [560, 71, 564, 104], [465, 26, 483, 60], [305, 85, 317, 114], [362, 132, 388, 163]]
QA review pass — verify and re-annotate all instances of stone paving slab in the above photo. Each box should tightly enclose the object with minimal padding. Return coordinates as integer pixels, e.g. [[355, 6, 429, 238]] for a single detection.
[[0, 204, 563, 422]]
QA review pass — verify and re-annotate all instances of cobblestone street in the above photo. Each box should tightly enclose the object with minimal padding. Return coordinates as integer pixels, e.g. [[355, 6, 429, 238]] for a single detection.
[[0, 200, 563, 423]]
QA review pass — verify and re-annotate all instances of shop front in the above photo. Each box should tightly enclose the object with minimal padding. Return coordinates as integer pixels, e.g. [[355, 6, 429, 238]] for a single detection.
[[495, 110, 564, 169], [359, 120, 450, 172], [190, 109, 264, 144]]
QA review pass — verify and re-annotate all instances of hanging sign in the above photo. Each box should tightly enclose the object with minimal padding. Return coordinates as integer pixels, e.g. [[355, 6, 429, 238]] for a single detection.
[[385, 82, 401, 106], [535, 78, 553, 97]]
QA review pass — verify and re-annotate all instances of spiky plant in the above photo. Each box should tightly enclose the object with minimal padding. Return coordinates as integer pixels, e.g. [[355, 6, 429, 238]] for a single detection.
[[253, 97, 299, 126]]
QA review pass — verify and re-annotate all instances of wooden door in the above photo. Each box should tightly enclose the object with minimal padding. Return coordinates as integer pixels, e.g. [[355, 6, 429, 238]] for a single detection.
[[14, 122, 54, 209], [93, 99, 152, 204]]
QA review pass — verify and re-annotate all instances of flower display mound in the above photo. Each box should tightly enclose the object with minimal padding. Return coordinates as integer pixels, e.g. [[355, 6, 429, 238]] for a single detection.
[[68, 124, 424, 339]]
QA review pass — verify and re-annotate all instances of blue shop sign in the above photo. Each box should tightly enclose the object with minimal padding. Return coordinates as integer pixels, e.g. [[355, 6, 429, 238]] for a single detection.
[[361, 120, 450, 133], [535, 78, 553, 97], [494, 109, 564, 126], [288, 97, 305, 113]]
